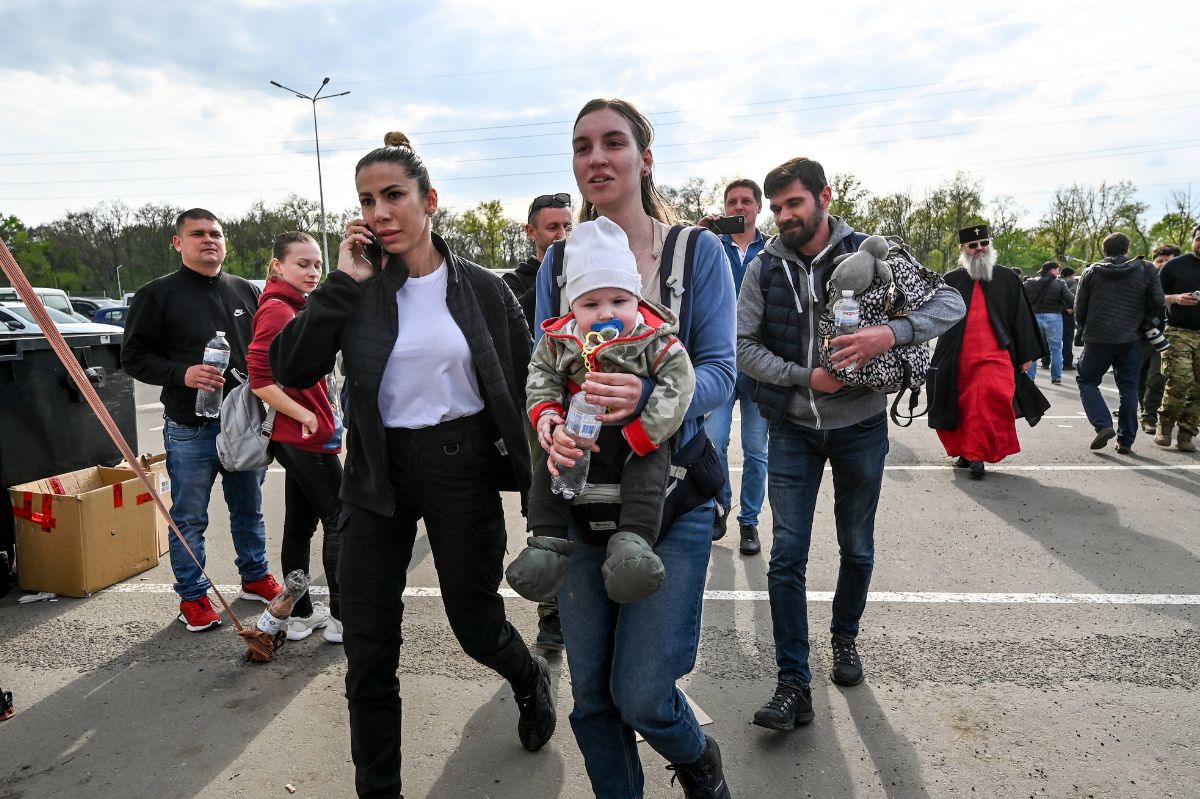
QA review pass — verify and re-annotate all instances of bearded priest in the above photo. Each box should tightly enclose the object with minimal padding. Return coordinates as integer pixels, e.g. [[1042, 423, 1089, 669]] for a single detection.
[[927, 224, 1049, 479]]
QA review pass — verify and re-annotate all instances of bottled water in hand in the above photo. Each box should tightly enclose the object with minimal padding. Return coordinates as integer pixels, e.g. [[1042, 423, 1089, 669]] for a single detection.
[[551, 392, 604, 500], [255, 570, 310, 636], [832, 290, 860, 370], [195, 330, 231, 418]]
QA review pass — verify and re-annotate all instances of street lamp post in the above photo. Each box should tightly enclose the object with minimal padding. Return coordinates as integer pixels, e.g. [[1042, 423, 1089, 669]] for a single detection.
[[269, 77, 350, 275], [115, 263, 124, 299]]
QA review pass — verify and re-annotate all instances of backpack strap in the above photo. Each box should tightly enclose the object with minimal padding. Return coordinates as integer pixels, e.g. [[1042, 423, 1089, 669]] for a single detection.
[[888, 362, 929, 427], [658, 225, 700, 332], [549, 238, 569, 316]]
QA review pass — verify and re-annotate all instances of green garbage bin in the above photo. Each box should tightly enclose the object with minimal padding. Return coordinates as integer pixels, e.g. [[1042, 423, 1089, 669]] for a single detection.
[[0, 330, 137, 590]]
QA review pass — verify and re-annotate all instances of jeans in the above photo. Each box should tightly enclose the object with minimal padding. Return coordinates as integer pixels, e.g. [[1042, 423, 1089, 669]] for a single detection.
[[766, 412, 889, 688], [1076, 340, 1143, 446], [163, 419, 268, 600], [341, 415, 535, 799], [1027, 313, 1064, 381], [704, 372, 768, 525], [271, 442, 343, 619], [559, 499, 714, 798]]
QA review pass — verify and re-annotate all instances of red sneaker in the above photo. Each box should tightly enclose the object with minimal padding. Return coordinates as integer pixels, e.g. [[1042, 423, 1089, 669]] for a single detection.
[[177, 595, 221, 632], [240, 573, 283, 604]]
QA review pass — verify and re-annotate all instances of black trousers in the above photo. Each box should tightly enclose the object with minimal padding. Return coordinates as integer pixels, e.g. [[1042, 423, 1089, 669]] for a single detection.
[[1062, 313, 1076, 367], [271, 442, 343, 619], [341, 413, 536, 799]]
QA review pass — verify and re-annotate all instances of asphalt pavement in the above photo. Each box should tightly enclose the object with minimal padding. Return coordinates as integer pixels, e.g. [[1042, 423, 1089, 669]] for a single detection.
[[1, 374, 1197, 799]]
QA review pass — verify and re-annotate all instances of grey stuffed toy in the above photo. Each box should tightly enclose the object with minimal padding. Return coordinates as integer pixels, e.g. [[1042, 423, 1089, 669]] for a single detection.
[[826, 235, 892, 314]]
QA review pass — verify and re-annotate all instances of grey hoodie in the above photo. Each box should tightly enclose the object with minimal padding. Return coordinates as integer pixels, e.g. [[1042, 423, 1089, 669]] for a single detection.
[[736, 215, 966, 429]]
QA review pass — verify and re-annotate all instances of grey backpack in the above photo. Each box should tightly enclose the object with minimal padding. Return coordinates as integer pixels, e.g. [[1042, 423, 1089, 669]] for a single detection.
[[216, 369, 277, 472]]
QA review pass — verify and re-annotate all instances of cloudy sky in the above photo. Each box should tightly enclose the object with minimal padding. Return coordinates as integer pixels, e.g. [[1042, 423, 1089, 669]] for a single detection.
[[2, 0, 1195, 231]]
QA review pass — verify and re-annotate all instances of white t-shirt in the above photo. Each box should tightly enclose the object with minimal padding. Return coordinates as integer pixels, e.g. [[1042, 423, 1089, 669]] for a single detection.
[[378, 261, 485, 428]]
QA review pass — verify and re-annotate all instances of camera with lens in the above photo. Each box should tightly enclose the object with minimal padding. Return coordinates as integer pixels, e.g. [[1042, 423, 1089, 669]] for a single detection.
[[1141, 317, 1170, 353]]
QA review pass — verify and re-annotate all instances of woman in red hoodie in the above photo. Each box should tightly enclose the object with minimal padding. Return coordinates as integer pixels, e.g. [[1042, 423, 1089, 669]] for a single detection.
[[246, 231, 345, 643]]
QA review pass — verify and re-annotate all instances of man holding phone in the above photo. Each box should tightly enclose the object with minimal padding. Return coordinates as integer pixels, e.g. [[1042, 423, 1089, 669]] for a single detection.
[[698, 178, 769, 555], [1154, 224, 1200, 451]]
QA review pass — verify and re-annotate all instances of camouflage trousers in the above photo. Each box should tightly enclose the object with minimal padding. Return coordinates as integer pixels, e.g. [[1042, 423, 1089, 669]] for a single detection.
[[1159, 327, 1200, 435]]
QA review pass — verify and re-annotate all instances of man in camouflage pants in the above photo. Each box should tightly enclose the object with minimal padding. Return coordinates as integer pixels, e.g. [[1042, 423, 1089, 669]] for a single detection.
[[1155, 225, 1200, 452]]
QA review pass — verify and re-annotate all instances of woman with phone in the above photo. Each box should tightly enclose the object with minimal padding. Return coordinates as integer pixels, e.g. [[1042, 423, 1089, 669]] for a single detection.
[[269, 132, 555, 799], [246, 231, 344, 642], [532, 98, 737, 798]]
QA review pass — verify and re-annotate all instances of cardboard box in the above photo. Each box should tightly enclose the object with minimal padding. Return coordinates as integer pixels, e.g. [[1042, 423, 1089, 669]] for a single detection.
[[117, 453, 172, 557], [9, 466, 159, 597]]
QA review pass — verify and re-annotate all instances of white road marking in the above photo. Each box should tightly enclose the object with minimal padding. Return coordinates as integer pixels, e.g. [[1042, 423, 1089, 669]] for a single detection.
[[101, 584, 1200, 604], [149, 425, 163, 432], [136, 403, 163, 411]]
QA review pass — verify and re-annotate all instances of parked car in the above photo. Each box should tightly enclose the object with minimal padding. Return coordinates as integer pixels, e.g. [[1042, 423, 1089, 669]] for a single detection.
[[92, 306, 130, 328], [0, 302, 124, 336], [0, 287, 74, 317], [71, 297, 121, 318]]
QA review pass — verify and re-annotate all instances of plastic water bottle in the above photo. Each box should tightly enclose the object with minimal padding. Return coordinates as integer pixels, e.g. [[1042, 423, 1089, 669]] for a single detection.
[[551, 392, 604, 500], [833, 290, 860, 337], [254, 570, 310, 636], [195, 330, 231, 418]]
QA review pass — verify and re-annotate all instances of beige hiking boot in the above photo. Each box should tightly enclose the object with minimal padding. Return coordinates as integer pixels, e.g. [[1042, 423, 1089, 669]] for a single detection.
[[1154, 420, 1175, 448], [1177, 431, 1197, 453]]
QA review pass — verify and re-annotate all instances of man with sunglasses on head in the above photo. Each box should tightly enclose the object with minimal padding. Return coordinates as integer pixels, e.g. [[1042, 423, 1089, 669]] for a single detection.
[[929, 224, 1047, 478], [504, 193, 574, 334], [1023, 259, 1075, 384], [502, 192, 574, 652]]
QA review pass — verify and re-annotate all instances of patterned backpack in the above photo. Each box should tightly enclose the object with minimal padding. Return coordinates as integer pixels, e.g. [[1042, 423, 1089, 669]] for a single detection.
[[815, 238, 946, 426]]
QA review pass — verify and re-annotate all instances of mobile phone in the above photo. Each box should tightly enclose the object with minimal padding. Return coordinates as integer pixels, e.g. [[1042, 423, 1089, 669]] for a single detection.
[[362, 236, 385, 270], [708, 215, 746, 235], [1192, 290, 1200, 300]]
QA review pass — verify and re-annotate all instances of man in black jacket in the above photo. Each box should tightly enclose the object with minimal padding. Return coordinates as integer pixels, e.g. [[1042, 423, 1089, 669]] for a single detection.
[[121, 209, 280, 632], [1155, 226, 1200, 451], [929, 225, 1047, 478], [1074, 233, 1165, 453], [503, 193, 573, 335], [501, 192, 573, 651], [1023, 260, 1075, 384]]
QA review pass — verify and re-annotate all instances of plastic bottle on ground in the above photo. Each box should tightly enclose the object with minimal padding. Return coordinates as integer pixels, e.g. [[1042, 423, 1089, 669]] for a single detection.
[[255, 570, 310, 636]]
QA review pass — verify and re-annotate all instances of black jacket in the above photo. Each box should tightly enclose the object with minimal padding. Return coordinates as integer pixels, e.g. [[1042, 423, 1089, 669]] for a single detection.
[[1161, 252, 1200, 331], [121, 266, 260, 424], [270, 234, 533, 517], [1022, 274, 1074, 314], [929, 266, 1047, 431], [1075, 256, 1163, 344], [502, 256, 539, 337]]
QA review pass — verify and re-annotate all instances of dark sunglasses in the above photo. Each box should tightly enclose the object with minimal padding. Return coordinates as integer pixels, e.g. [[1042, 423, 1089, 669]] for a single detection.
[[529, 193, 572, 215], [965, 239, 991, 250]]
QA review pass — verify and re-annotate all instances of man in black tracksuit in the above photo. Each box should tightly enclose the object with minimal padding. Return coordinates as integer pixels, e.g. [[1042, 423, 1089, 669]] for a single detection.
[[121, 209, 278, 632]]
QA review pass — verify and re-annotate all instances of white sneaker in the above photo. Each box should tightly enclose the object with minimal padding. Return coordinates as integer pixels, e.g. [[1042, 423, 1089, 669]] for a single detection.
[[323, 615, 343, 644], [287, 602, 331, 641]]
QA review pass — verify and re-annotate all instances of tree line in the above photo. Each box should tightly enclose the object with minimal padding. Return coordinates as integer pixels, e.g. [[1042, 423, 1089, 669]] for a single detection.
[[2, 173, 1197, 298]]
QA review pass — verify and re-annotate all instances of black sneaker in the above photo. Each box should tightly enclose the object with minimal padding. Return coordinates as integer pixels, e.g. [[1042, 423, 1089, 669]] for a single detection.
[[1116, 442, 1132, 455], [954, 456, 971, 469], [969, 460, 985, 479], [830, 634, 864, 686], [666, 734, 731, 799], [1090, 428, 1116, 450], [711, 505, 731, 542], [739, 524, 761, 556], [516, 654, 555, 751], [535, 614, 565, 652], [752, 682, 813, 730]]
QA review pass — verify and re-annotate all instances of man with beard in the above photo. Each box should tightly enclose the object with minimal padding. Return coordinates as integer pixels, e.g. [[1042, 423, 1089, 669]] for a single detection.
[[737, 156, 964, 729], [928, 225, 1047, 478]]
